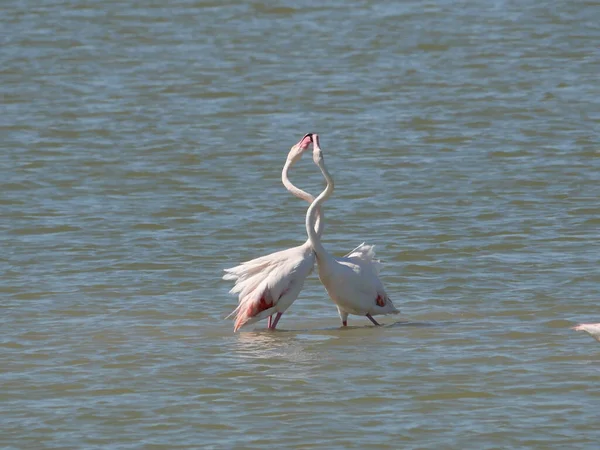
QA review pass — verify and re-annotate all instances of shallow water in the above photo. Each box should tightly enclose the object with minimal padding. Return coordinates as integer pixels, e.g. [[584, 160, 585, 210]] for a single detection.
[[2, 0, 600, 448]]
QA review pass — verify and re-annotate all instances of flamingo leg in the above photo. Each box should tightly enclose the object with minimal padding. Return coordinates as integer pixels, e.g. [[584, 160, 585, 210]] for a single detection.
[[270, 312, 283, 330], [267, 315, 272, 329], [366, 313, 380, 326]]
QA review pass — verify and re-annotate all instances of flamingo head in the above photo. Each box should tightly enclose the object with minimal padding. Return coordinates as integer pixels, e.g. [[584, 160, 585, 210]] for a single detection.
[[286, 133, 314, 163]]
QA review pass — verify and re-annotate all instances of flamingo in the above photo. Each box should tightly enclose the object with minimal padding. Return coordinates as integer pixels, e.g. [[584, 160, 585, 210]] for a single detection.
[[223, 133, 381, 331], [572, 323, 600, 342], [223, 133, 315, 331], [305, 134, 400, 327]]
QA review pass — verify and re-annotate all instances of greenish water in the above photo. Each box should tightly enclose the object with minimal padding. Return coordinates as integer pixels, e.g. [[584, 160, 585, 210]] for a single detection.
[[2, 0, 600, 448]]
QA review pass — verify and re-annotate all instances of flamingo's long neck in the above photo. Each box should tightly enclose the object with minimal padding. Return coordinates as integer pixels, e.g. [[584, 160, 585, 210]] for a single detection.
[[282, 158, 323, 238], [305, 154, 334, 258]]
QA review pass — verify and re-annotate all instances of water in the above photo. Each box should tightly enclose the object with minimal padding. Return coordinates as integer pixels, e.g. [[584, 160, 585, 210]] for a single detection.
[[2, 0, 600, 448]]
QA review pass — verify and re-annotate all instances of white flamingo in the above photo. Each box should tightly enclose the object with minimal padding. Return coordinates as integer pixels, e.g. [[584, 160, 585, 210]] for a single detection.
[[572, 323, 600, 342], [305, 134, 400, 326], [224, 133, 380, 331]]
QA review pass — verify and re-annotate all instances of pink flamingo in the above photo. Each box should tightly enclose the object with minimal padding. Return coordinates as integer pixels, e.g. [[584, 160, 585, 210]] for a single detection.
[[305, 135, 400, 326]]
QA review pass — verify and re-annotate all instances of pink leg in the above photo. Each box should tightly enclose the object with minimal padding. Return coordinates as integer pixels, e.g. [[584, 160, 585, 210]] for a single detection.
[[366, 314, 380, 326], [267, 315, 272, 329], [270, 312, 283, 330]]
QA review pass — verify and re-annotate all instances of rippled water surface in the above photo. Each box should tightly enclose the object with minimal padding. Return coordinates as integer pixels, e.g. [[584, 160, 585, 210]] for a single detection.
[[2, 0, 600, 448]]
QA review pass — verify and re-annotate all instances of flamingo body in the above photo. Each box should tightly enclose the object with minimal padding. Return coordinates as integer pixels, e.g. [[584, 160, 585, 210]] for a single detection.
[[225, 244, 315, 331], [318, 253, 396, 318]]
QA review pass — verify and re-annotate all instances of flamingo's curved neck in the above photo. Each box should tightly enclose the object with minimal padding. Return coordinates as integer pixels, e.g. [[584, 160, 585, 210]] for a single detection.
[[305, 157, 334, 258], [282, 158, 323, 238]]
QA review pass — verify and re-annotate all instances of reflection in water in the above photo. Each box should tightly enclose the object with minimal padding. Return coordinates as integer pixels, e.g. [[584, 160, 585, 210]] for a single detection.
[[228, 331, 322, 384], [385, 320, 458, 328], [232, 330, 316, 364]]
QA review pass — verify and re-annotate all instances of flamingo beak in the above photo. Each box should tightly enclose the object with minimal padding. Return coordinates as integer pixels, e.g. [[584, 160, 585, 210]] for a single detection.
[[298, 133, 313, 151], [312, 134, 320, 150]]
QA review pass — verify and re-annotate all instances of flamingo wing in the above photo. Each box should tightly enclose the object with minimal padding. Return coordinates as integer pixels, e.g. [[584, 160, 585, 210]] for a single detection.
[[225, 247, 315, 331], [223, 247, 295, 283], [343, 242, 382, 274]]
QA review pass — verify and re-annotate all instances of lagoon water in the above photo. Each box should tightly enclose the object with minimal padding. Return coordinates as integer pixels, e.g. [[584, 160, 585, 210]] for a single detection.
[[2, 0, 600, 448]]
